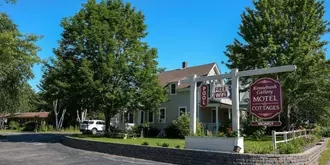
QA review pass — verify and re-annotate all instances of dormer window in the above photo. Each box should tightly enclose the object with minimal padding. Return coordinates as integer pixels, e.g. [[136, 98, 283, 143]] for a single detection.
[[170, 83, 177, 95]]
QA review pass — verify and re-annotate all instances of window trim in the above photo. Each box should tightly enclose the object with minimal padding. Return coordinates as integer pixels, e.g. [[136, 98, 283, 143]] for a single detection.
[[158, 107, 166, 123], [178, 106, 187, 117], [147, 111, 154, 123], [170, 83, 177, 95], [125, 112, 134, 124]]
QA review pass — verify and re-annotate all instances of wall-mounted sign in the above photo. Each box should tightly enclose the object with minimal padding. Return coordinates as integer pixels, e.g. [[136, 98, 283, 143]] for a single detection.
[[249, 78, 282, 119], [213, 85, 229, 99], [200, 84, 208, 107]]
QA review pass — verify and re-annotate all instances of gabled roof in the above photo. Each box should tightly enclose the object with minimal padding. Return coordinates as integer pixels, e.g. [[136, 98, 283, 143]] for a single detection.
[[158, 62, 216, 89]]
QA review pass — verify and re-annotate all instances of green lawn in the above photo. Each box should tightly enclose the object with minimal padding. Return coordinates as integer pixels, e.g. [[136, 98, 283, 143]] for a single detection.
[[71, 134, 274, 152], [71, 134, 185, 148]]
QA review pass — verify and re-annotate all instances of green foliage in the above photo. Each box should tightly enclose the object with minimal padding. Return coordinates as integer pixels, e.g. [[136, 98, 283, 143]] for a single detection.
[[319, 139, 330, 165], [224, 0, 330, 129], [39, 0, 167, 135], [175, 144, 181, 148], [165, 114, 190, 138], [141, 141, 149, 145], [278, 143, 302, 154], [8, 121, 20, 130], [161, 142, 170, 147], [277, 135, 320, 154], [245, 144, 273, 154], [21, 121, 36, 132], [241, 116, 266, 139], [0, 13, 41, 114], [319, 127, 330, 137]]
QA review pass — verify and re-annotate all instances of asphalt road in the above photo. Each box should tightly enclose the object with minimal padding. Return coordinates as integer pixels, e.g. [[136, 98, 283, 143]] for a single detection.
[[0, 133, 174, 165]]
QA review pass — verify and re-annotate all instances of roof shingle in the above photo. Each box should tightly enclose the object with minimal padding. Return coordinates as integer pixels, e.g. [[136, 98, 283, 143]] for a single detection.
[[158, 62, 216, 88]]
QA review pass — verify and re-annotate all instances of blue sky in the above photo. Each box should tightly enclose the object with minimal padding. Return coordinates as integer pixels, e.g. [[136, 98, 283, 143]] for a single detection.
[[2, 0, 330, 91]]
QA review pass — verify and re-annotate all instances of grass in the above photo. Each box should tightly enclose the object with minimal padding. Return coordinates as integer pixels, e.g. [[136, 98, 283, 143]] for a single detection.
[[71, 134, 185, 148], [71, 134, 275, 151], [318, 139, 330, 165], [71, 134, 319, 154]]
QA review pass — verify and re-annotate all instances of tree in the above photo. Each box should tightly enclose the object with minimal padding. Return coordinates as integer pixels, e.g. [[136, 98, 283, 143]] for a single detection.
[[41, 0, 167, 134], [157, 67, 166, 73], [224, 0, 330, 129], [0, 12, 41, 114]]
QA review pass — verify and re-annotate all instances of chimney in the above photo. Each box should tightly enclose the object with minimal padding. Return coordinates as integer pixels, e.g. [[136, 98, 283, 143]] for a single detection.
[[182, 61, 188, 69]]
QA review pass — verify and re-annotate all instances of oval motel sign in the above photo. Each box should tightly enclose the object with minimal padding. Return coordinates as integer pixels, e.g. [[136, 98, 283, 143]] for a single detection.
[[249, 78, 283, 119]]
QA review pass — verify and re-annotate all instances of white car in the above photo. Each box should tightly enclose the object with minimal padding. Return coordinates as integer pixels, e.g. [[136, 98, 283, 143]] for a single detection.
[[80, 120, 105, 135]]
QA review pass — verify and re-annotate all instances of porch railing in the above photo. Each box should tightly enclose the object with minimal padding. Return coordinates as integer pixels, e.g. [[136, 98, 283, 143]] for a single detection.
[[202, 123, 222, 134]]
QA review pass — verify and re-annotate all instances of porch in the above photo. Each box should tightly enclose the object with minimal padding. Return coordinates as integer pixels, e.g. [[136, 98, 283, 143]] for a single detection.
[[198, 103, 232, 134]]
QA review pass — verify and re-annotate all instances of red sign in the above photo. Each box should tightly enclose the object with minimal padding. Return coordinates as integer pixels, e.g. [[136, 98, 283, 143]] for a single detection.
[[249, 78, 282, 119], [200, 84, 208, 107], [250, 121, 282, 127], [213, 85, 229, 98]]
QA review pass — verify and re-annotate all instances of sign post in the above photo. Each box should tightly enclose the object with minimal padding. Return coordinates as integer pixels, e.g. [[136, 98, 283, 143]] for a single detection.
[[181, 65, 296, 136]]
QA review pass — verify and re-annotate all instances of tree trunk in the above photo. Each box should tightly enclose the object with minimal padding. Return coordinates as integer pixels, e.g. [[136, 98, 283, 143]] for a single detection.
[[58, 109, 66, 130], [104, 111, 112, 136], [285, 104, 291, 131], [53, 100, 59, 131]]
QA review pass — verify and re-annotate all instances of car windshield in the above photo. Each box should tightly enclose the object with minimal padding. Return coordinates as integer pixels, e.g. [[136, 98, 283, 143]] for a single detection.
[[82, 121, 94, 124]]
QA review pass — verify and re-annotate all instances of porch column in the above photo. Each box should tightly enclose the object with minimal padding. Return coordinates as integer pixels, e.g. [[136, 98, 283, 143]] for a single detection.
[[228, 108, 231, 120], [216, 105, 219, 134]]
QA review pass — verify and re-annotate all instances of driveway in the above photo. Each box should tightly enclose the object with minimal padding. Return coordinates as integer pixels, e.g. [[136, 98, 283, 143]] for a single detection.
[[0, 133, 174, 165]]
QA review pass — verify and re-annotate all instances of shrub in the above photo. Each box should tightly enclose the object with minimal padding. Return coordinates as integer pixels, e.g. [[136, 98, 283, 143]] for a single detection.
[[240, 115, 266, 138], [161, 142, 170, 147], [165, 114, 203, 138], [8, 121, 20, 130], [141, 142, 149, 145], [156, 142, 161, 146], [278, 143, 302, 154], [319, 127, 330, 137], [21, 121, 36, 132], [146, 127, 160, 137], [175, 145, 181, 148], [245, 144, 273, 154]]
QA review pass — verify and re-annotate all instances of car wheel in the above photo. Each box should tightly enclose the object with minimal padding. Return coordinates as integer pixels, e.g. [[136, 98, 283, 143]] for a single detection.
[[91, 128, 97, 135]]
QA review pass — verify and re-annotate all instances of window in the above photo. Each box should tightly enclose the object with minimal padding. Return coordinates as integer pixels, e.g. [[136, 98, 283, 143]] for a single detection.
[[96, 121, 105, 125], [170, 84, 177, 95], [148, 111, 154, 123], [124, 112, 134, 123], [140, 111, 145, 124], [158, 108, 166, 123], [82, 121, 94, 124], [178, 106, 187, 116]]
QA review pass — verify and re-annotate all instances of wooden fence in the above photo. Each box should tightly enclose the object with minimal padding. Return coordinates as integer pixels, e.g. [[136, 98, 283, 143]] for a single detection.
[[271, 129, 315, 150]]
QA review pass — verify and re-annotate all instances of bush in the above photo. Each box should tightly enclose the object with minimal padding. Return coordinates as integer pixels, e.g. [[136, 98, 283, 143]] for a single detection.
[[141, 142, 149, 145], [245, 144, 273, 154], [278, 142, 302, 154], [175, 145, 181, 148], [240, 115, 266, 138], [146, 127, 160, 137], [8, 121, 20, 130], [319, 127, 330, 137], [165, 114, 203, 138], [161, 142, 170, 147], [21, 121, 36, 132]]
